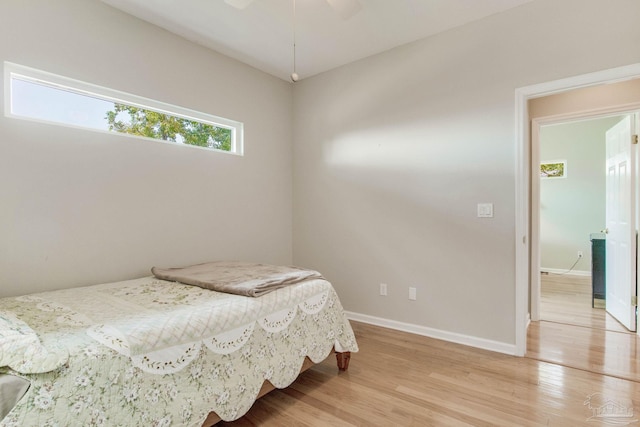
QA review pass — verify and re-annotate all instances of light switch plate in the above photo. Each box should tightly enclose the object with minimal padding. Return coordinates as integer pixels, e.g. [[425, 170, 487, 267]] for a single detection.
[[477, 203, 494, 218]]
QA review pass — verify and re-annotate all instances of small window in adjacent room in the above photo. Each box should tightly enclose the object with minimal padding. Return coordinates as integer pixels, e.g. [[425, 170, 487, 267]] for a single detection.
[[3, 62, 243, 154]]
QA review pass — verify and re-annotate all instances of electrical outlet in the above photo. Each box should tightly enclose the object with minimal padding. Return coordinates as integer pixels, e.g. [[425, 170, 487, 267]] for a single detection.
[[409, 287, 417, 301], [578, 251, 583, 258], [380, 283, 388, 296]]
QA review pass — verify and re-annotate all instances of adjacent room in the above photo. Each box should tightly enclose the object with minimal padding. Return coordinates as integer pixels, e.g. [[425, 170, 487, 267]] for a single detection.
[[1, 0, 640, 425]]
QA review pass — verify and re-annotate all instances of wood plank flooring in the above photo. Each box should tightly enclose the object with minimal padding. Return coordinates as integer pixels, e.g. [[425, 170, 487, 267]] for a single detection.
[[219, 320, 640, 426], [527, 320, 640, 382], [526, 273, 640, 385], [538, 273, 628, 333]]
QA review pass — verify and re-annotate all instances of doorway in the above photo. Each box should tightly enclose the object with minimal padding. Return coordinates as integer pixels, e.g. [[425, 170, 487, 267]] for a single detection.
[[527, 106, 640, 380], [538, 115, 633, 333], [514, 64, 640, 358]]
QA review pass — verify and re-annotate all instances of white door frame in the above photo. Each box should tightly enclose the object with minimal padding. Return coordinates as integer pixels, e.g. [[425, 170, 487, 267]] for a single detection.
[[515, 63, 640, 356]]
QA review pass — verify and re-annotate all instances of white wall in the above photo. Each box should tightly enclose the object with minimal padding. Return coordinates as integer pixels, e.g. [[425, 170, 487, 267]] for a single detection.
[[3, 0, 640, 353], [0, 0, 293, 297], [540, 117, 623, 273], [293, 0, 640, 348]]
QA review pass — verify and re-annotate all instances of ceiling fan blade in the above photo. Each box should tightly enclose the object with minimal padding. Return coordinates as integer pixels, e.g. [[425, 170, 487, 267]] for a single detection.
[[326, 0, 362, 20], [224, 0, 255, 10]]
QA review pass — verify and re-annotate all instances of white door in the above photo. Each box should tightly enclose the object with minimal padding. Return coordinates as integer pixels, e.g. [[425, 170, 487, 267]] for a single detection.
[[605, 115, 636, 331]]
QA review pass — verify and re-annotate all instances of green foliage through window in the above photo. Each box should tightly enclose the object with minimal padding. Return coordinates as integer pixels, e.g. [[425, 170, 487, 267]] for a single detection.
[[105, 104, 232, 151]]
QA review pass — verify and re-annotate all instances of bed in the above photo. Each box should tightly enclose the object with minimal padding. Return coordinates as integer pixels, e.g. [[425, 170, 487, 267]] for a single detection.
[[0, 262, 358, 426]]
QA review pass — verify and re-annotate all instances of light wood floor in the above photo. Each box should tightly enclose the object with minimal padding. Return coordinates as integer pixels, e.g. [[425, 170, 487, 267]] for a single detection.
[[220, 320, 640, 426], [537, 273, 628, 333], [526, 273, 640, 383]]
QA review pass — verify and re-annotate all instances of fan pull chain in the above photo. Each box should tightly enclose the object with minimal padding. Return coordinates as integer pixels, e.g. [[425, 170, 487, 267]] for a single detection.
[[291, 0, 299, 82]]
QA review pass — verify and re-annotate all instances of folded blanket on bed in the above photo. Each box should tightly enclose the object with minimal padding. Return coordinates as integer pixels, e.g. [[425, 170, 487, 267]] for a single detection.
[[151, 261, 323, 297]]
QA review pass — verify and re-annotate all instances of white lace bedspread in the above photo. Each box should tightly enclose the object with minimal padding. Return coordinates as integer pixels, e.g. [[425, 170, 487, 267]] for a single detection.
[[0, 277, 358, 426]]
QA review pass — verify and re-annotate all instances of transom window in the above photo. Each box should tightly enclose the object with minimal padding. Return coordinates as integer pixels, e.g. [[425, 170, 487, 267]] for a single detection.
[[4, 62, 243, 154]]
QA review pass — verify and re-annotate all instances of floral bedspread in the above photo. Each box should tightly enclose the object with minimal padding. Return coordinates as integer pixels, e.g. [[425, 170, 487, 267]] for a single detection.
[[0, 277, 358, 426]]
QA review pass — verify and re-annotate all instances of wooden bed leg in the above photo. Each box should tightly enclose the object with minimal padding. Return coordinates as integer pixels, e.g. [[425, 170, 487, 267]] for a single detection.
[[335, 351, 351, 371]]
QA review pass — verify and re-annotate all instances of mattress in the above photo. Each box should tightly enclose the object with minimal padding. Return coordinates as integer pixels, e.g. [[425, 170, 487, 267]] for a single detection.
[[0, 276, 358, 426]]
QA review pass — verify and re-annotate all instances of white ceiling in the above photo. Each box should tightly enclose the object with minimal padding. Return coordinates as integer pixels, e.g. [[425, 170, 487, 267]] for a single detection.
[[101, 0, 535, 82]]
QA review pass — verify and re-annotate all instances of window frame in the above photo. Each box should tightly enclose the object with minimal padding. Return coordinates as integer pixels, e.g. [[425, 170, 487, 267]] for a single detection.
[[3, 62, 244, 155]]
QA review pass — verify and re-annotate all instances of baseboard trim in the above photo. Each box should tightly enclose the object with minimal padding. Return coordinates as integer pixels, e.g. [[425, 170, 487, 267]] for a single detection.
[[345, 311, 517, 356], [540, 268, 591, 277]]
